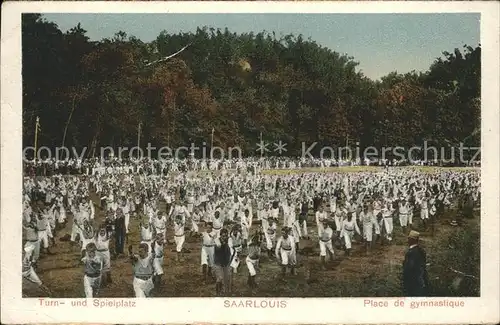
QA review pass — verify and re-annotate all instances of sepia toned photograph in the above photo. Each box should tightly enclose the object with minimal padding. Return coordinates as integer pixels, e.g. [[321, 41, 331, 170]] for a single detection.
[[2, 1, 499, 324], [19, 12, 483, 299], [19, 13, 481, 298]]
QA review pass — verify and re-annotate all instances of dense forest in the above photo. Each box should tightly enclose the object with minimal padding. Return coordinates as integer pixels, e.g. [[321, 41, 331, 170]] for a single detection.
[[22, 14, 480, 157]]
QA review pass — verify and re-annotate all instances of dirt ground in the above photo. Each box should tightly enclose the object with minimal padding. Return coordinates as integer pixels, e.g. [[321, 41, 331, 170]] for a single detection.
[[23, 168, 478, 298]]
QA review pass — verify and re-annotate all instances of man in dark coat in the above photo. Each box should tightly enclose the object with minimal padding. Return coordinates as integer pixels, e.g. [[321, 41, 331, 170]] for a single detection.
[[114, 208, 126, 257], [402, 230, 430, 296], [313, 192, 322, 212], [298, 196, 310, 240], [214, 228, 233, 296]]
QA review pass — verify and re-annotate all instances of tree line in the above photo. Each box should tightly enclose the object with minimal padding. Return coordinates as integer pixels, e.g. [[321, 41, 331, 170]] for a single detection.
[[22, 14, 480, 158]]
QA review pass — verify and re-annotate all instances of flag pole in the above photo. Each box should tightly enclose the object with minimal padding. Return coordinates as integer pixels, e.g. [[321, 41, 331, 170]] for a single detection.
[[210, 128, 214, 160], [345, 134, 349, 164], [211, 128, 214, 150], [260, 132, 263, 158], [137, 122, 142, 159], [34, 116, 40, 161]]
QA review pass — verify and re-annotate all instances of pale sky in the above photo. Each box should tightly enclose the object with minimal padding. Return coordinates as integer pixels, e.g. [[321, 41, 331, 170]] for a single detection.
[[42, 13, 480, 80]]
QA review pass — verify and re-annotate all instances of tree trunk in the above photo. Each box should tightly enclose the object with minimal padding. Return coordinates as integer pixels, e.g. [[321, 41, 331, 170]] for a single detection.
[[62, 94, 77, 148]]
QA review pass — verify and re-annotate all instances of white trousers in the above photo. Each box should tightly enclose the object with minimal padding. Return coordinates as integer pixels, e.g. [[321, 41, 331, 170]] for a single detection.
[[363, 223, 374, 242], [374, 221, 381, 235], [154, 257, 164, 275], [71, 224, 81, 242], [420, 208, 429, 220], [133, 277, 154, 297], [382, 218, 394, 240], [96, 250, 111, 272], [201, 246, 214, 266], [23, 267, 42, 285], [125, 213, 130, 233], [399, 214, 409, 227], [24, 240, 40, 262], [230, 247, 242, 270], [316, 223, 324, 237], [191, 220, 199, 233], [83, 275, 101, 298], [213, 228, 222, 239], [241, 226, 249, 240], [246, 256, 259, 276], [38, 230, 49, 249], [301, 220, 308, 237], [343, 231, 354, 249], [319, 240, 334, 256], [58, 211, 66, 223], [334, 216, 341, 231], [265, 232, 275, 250], [291, 224, 301, 241], [174, 235, 185, 252], [280, 248, 296, 266]]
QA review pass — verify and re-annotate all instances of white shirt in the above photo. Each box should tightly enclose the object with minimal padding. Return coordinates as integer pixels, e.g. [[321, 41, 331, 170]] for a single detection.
[[320, 227, 333, 241], [315, 211, 328, 224], [202, 231, 216, 246]]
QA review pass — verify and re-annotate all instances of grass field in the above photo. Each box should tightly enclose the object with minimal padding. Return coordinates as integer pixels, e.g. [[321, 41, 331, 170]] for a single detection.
[[23, 167, 480, 298], [261, 166, 479, 175]]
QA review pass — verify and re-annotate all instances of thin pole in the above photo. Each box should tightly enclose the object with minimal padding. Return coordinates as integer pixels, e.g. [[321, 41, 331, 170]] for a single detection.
[[260, 132, 263, 158], [137, 122, 142, 159], [343, 134, 349, 163], [211, 128, 214, 150], [34, 116, 40, 161]]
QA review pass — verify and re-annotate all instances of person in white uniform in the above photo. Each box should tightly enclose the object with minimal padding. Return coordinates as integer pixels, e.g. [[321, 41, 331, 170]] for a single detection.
[[228, 225, 243, 274], [315, 205, 328, 235], [319, 219, 335, 268], [36, 210, 53, 255], [246, 231, 262, 288], [81, 242, 103, 298], [263, 217, 277, 259], [340, 212, 361, 256], [418, 193, 430, 228], [380, 199, 395, 243], [398, 198, 410, 234], [201, 222, 216, 282], [22, 246, 52, 296], [211, 211, 224, 238], [95, 226, 112, 285], [70, 205, 84, 245], [80, 220, 96, 252], [151, 233, 165, 289], [129, 243, 155, 297], [23, 215, 41, 264], [173, 215, 185, 261], [140, 219, 154, 252], [275, 227, 297, 277], [359, 205, 378, 254], [152, 211, 168, 243]]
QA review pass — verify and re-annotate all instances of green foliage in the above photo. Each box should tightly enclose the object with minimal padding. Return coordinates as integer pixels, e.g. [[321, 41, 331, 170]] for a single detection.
[[427, 224, 480, 297], [22, 14, 481, 157]]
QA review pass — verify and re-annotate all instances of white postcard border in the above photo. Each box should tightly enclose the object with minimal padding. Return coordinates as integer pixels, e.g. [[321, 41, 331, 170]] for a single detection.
[[1, 1, 499, 324]]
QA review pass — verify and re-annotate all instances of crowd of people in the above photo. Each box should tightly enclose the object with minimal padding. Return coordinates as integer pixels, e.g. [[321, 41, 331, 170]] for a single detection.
[[23, 155, 480, 177], [22, 158, 480, 297]]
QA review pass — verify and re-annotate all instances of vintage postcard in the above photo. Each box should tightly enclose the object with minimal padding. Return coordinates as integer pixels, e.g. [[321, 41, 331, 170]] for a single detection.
[[1, 1, 499, 324]]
